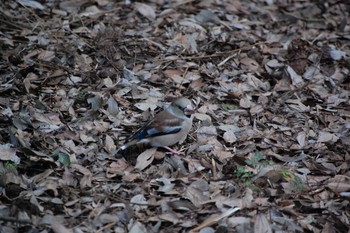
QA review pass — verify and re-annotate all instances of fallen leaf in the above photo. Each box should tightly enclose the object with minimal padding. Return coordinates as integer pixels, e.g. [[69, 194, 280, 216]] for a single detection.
[[135, 3, 156, 21], [134, 148, 156, 171], [0, 144, 20, 164], [254, 213, 272, 233], [317, 131, 339, 143], [190, 208, 240, 232]]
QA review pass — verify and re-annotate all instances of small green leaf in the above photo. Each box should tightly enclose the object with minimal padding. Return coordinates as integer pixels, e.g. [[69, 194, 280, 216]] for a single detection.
[[221, 103, 238, 111], [236, 165, 254, 186], [4, 161, 17, 172], [58, 153, 71, 166], [51, 149, 71, 166]]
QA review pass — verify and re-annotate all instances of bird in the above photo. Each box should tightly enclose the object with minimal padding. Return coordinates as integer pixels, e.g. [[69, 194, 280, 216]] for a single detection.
[[117, 97, 194, 154]]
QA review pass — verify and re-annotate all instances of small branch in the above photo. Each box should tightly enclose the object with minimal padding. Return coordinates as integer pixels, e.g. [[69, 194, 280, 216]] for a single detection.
[[0, 216, 32, 225]]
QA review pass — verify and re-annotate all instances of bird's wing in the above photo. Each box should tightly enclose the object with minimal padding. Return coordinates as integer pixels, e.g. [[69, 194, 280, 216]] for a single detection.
[[131, 109, 184, 139]]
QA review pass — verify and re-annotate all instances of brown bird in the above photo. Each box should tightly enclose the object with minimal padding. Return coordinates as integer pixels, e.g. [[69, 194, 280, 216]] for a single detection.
[[118, 98, 194, 153]]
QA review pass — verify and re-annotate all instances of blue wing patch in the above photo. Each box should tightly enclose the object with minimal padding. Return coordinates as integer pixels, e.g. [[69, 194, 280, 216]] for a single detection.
[[131, 126, 181, 139]]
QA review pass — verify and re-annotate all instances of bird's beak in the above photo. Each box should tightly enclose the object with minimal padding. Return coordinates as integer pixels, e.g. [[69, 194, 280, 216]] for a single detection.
[[185, 105, 195, 115]]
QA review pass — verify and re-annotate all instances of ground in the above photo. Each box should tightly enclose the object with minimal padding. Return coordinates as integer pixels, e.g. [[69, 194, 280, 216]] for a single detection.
[[0, 0, 349, 232]]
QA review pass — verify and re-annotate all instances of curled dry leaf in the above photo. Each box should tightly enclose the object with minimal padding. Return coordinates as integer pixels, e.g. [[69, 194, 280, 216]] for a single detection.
[[185, 186, 210, 208], [135, 3, 156, 21], [197, 126, 217, 143], [286, 65, 304, 87], [18, 0, 45, 10], [317, 131, 339, 143], [0, 143, 20, 164], [51, 216, 73, 233], [168, 199, 196, 211], [129, 221, 148, 233], [254, 213, 272, 233], [104, 134, 116, 152], [134, 97, 159, 111], [190, 208, 240, 233], [327, 175, 350, 192], [130, 194, 148, 212], [134, 148, 156, 171], [156, 177, 175, 193]]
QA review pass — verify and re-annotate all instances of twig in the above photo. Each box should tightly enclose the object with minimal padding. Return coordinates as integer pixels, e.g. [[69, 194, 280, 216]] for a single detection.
[[0, 216, 32, 225], [159, 41, 269, 63], [139, 38, 166, 51], [95, 221, 118, 233]]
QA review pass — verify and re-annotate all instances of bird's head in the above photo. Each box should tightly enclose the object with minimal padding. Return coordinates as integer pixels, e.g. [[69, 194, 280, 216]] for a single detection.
[[172, 98, 195, 116]]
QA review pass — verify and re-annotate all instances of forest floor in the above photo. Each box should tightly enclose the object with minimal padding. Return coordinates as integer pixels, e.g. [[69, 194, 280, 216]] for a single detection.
[[0, 0, 349, 232]]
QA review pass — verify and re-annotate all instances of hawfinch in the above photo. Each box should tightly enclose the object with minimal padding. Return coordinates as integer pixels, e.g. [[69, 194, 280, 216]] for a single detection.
[[118, 97, 194, 153]]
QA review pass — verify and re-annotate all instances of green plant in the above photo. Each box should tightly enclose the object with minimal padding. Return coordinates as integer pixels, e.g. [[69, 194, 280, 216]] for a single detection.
[[51, 149, 71, 166], [281, 169, 293, 179], [221, 103, 238, 111], [246, 151, 270, 168], [4, 161, 18, 172], [236, 165, 254, 186], [236, 151, 274, 186], [290, 175, 304, 192]]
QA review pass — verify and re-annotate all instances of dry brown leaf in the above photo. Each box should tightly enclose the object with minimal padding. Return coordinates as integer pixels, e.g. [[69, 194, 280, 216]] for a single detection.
[[185, 186, 210, 208], [51, 216, 73, 233], [156, 177, 175, 193], [159, 212, 180, 224], [321, 221, 336, 233], [326, 175, 350, 192], [129, 221, 148, 233], [130, 194, 148, 212], [254, 213, 272, 233], [227, 216, 251, 228], [197, 126, 217, 143], [135, 3, 156, 21], [168, 199, 195, 211], [164, 69, 190, 84], [0, 144, 20, 164], [190, 208, 240, 232], [286, 65, 304, 87], [134, 97, 159, 111], [317, 131, 339, 143], [79, 5, 103, 17], [104, 134, 116, 152], [107, 159, 131, 177], [62, 167, 77, 186], [134, 148, 156, 171]]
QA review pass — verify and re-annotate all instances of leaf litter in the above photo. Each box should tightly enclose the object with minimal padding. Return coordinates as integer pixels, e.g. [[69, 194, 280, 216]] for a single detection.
[[0, 0, 349, 232]]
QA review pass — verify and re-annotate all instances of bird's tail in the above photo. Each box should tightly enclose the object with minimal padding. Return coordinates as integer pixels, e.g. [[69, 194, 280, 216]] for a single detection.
[[112, 139, 139, 155]]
